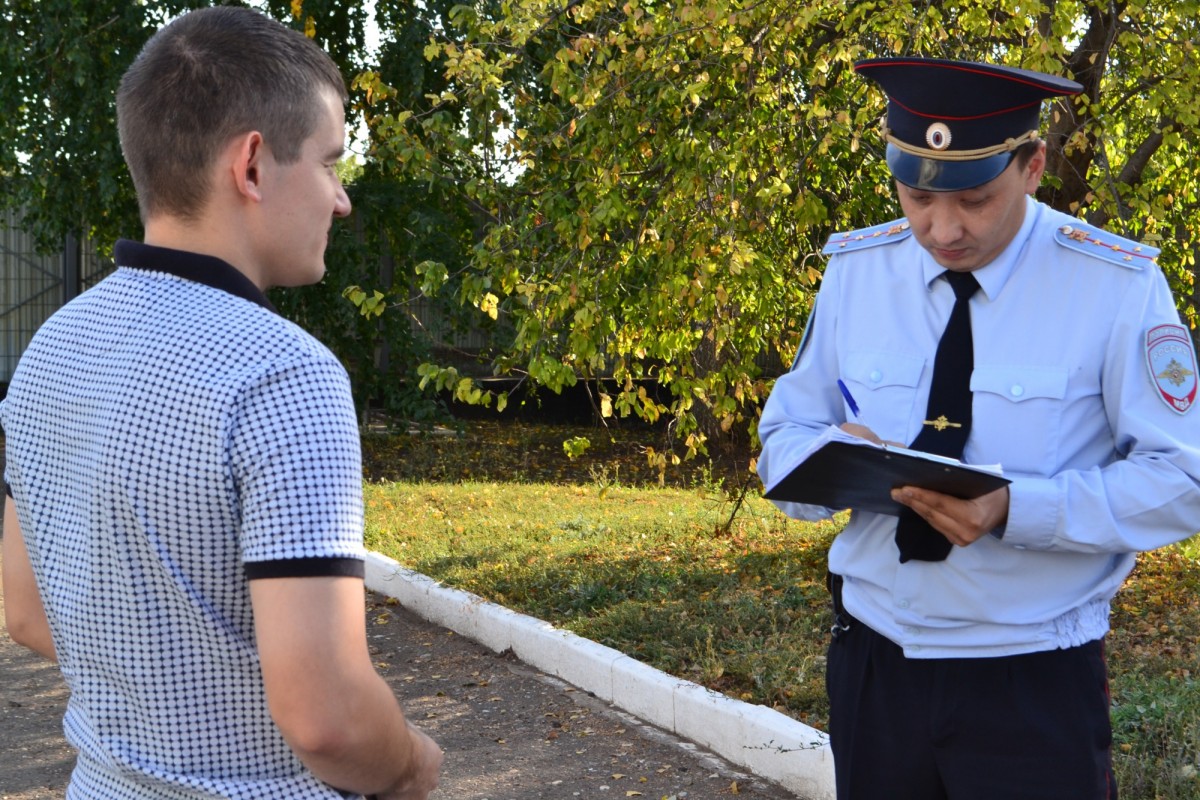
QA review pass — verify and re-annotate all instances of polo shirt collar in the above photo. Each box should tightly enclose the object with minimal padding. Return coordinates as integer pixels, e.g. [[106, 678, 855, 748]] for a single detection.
[[114, 239, 276, 313]]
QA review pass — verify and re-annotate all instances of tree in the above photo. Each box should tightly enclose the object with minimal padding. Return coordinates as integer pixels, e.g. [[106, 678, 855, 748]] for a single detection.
[[0, 0, 478, 421], [5, 2, 1199, 444], [387, 0, 1200, 458], [0, 0, 207, 251], [269, 0, 483, 422]]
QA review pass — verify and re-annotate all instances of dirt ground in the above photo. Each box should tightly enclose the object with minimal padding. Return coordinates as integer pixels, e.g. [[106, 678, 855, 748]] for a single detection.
[[0, 542, 798, 800]]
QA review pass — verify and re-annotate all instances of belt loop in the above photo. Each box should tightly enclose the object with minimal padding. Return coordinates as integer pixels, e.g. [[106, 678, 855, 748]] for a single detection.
[[827, 571, 852, 640]]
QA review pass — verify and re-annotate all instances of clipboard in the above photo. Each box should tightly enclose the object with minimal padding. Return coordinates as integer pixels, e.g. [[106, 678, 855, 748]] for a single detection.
[[763, 428, 1010, 516]]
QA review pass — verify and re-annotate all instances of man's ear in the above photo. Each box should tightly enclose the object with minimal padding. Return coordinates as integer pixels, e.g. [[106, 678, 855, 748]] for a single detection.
[[230, 131, 267, 203]]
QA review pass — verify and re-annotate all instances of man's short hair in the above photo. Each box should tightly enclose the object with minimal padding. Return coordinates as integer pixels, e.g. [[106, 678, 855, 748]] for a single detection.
[[117, 6, 347, 222]]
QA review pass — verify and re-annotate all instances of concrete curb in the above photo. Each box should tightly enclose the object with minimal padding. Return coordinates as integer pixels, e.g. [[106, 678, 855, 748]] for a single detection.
[[366, 551, 836, 800]]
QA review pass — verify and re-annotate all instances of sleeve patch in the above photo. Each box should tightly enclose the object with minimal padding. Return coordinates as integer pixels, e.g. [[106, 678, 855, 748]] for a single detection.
[[822, 219, 912, 255], [1145, 324, 1197, 415], [1054, 223, 1159, 269]]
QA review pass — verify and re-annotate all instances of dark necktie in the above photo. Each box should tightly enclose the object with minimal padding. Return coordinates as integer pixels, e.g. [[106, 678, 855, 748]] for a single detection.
[[894, 270, 980, 563]]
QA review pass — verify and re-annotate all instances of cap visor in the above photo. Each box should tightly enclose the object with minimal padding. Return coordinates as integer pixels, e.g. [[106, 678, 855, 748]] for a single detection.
[[886, 145, 1014, 192]]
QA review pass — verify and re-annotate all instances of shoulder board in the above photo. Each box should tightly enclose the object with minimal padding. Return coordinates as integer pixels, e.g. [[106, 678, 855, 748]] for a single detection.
[[1053, 222, 1159, 270], [822, 219, 912, 255]]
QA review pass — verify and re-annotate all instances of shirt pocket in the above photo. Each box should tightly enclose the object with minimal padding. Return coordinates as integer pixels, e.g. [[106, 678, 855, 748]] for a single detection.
[[843, 350, 926, 442], [970, 365, 1068, 473]]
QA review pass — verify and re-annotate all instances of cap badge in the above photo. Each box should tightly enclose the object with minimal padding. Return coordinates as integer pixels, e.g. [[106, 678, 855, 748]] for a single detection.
[[925, 122, 952, 151], [1145, 324, 1197, 414]]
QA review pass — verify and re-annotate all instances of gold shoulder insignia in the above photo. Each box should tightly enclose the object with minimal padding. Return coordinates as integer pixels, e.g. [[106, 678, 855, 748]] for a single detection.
[[1054, 223, 1159, 269], [822, 219, 913, 256]]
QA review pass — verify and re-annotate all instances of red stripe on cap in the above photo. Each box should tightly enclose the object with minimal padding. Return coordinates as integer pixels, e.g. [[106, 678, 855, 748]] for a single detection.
[[887, 94, 1046, 121]]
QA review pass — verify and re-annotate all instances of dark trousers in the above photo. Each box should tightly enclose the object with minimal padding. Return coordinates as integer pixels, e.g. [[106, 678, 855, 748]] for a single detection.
[[826, 591, 1116, 799]]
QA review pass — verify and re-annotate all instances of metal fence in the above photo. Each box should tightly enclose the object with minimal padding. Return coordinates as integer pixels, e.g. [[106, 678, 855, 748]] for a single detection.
[[1, 209, 113, 387]]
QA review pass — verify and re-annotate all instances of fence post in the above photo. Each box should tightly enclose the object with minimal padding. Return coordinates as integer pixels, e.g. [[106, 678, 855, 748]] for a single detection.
[[63, 232, 80, 303]]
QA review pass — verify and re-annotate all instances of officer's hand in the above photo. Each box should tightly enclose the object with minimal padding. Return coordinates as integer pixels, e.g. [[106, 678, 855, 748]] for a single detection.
[[839, 423, 905, 449], [839, 422, 881, 443], [890, 484, 1010, 547]]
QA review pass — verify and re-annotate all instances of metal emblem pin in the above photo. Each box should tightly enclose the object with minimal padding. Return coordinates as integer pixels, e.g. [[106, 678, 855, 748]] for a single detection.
[[925, 122, 952, 151]]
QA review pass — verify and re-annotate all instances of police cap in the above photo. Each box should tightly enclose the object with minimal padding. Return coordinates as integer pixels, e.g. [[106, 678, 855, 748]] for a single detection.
[[854, 57, 1082, 191]]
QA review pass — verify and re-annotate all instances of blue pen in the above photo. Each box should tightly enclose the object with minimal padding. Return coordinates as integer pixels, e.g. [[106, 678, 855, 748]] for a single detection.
[[837, 379, 861, 420]]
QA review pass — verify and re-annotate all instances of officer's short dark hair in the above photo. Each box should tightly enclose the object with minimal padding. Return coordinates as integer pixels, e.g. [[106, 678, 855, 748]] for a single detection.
[[117, 6, 347, 222]]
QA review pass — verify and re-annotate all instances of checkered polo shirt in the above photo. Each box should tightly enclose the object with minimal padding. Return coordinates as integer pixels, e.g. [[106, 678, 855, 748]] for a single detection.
[[1, 241, 367, 799]]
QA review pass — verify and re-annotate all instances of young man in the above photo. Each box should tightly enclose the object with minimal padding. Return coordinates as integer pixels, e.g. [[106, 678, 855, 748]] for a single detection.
[[0, 7, 442, 799], [758, 57, 1200, 799]]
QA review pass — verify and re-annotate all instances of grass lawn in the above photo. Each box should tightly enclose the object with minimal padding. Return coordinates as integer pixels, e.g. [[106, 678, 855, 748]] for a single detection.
[[363, 420, 1200, 799]]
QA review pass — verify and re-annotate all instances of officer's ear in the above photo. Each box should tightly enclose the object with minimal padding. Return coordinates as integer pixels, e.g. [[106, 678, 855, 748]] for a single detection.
[[1022, 141, 1047, 194]]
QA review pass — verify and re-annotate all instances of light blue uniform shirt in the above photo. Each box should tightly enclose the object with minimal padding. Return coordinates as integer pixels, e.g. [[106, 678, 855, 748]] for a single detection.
[[758, 197, 1200, 658]]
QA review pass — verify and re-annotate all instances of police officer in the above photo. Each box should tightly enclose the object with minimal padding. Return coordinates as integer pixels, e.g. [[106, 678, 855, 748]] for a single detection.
[[758, 57, 1200, 799]]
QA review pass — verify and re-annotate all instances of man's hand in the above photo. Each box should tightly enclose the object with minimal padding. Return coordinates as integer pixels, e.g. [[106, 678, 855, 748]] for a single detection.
[[891, 484, 1010, 547], [252, 576, 444, 797], [377, 724, 443, 800]]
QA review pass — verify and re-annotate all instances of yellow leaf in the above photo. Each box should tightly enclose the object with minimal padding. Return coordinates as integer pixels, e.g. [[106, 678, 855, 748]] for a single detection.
[[480, 292, 499, 320], [731, 780, 740, 794], [290, 0, 303, 19], [304, 15, 316, 38]]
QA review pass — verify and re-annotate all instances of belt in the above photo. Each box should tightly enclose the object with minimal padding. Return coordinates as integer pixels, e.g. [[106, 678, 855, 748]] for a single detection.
[[826, 571, 854, 640]]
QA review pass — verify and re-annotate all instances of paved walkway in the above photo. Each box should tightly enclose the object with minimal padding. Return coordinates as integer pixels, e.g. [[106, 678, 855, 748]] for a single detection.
[[0, 439, 797, 798]]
